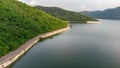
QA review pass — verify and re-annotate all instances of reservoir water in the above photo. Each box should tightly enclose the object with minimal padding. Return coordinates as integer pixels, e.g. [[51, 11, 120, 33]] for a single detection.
[[12, 19, 120, 68]]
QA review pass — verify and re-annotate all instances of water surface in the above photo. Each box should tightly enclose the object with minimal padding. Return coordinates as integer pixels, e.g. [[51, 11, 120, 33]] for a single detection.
[[13, 19, 120, 68]]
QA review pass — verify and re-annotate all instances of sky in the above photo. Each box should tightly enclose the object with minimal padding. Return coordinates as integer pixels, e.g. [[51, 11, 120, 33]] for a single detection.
[[18, 0, 120, 11]]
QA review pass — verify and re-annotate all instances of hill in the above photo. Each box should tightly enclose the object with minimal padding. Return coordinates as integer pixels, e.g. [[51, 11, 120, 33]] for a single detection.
[[0, 0, 67, 57], [35, 6, 96, 22], [80, 7, 120, 19]]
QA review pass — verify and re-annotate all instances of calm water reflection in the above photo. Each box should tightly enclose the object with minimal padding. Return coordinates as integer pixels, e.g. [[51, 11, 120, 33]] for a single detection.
[[12, 19, 120, 68]]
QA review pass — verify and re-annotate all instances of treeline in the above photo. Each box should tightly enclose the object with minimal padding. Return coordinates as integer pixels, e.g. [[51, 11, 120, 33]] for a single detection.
[[35, 6, 96, 22], [0, 0, 67, 57], [80, 7, 120, 19]]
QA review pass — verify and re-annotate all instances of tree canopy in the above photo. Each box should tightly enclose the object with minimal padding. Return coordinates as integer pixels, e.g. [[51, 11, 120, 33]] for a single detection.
[[0, 0, 67, 57], [35, 6, 96, 22]]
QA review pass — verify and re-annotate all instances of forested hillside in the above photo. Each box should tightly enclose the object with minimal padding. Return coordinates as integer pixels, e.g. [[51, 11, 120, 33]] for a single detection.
[[80, 7, 120, 19], [0, 0, 67, 57], [35, 6, 96, 22]]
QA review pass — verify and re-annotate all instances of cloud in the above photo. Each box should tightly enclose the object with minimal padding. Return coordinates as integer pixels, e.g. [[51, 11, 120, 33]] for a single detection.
[[18, 0, 37, 6], [29, 0, 37, 6], [79, 6, 90, 11], [18, 0, 120, 11]]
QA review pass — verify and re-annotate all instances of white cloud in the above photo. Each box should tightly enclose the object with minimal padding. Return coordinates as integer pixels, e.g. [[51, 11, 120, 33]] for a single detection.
[[18, 0, 37, 6], [29, 0, 37, 6], [79, 6, 90, 11]]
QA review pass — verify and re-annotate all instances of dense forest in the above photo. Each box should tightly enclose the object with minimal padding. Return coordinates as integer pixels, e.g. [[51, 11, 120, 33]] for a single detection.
[[80, 7, 120, 19], [0, 0, 67, 57], [35, 6, 96, 22]]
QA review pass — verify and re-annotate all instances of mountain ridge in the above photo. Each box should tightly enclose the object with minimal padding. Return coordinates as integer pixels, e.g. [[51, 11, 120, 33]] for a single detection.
[[80, 7, 120, 19], [35, 6, 96, 22]]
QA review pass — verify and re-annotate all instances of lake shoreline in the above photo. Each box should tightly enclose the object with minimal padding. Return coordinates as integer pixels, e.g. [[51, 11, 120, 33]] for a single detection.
[[0, 26, 70, 68], [65, 20, 100, 23]]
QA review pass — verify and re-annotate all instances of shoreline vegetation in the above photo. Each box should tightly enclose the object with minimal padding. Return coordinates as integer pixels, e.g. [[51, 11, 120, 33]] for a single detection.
[[0, 0, 97, 67], [0, 0, 68, 57], [66, 20, 100, 23], [0, 26, 70, 68], [35, 6, 97, 22], [0, 0, 97, 58]]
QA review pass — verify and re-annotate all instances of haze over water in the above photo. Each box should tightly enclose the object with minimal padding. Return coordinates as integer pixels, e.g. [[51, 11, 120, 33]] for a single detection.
[[13, 19, 120, 68]]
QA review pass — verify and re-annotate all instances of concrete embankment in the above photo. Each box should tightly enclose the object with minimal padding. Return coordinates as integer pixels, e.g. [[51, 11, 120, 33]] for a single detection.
[[87, 21, 101, 24], [0, 26, 70, 68]]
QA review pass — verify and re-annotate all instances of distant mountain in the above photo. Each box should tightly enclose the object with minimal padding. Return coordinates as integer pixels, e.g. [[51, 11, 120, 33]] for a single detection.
[[0, 0, 67, 57], [35, 6, 96, 22], [80, 7, 120, 19]]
